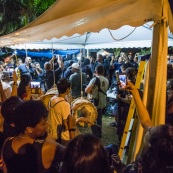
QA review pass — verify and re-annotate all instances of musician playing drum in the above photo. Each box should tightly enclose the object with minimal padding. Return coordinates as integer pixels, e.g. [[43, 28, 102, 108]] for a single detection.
[[47, 78, 71, 146]]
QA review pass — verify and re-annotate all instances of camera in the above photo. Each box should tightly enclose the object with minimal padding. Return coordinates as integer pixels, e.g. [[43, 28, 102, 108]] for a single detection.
[[30, 81, 41, 94], [116, 73, 127, 89]]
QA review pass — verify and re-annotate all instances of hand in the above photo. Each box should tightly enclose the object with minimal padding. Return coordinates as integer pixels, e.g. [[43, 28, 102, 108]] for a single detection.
[[111, 154, 125, 171], [124, 81, 137, 93]]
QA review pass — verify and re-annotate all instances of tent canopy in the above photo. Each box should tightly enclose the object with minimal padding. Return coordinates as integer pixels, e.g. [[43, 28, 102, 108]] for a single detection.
[[8, 23, 173, 50], [0, 0, 173, 47]]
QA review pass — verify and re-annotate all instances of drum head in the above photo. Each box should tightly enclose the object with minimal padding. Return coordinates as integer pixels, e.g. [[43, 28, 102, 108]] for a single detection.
[[72, 97, 97, 127]]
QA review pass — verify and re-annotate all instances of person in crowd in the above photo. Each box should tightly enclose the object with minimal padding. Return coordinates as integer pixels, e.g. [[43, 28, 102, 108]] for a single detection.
[[168, 54, 173, 64], [43, 55, 64, 91], [32, 62, 44, 91], [61, 60, 70, 78], [166, 78, 173, 126], [132, 55, 139, 69], [114, 56, 124, 73], [120, 62, 132, 73], [83, 65, 93, 84], [17, 73, 32, 101], [167, 63, 173, 80], [32, 62, 44, 82], [89, 56, 97, 75], [47, 78, 71, 146], [2, 100, 66, 173], [113, 81, 173, 173], [1, 71, 12, 99], [61, 134, 112, 173], [115, 67, 137, 141], [1, 96, 23, 139], [85, 65, 109, 138], [17, 57, 34, 79], [63, 61, 74, 80], [96, 54, 108, 77], [166, 96, 173, 126], [14, 58, 23, 83], [69, 62, 87, 99], [108, 55, 117, 86], [0, 61, 4, 74]]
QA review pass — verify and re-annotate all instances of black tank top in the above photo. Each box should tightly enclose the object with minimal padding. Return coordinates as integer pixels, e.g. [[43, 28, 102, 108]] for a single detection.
[[3, 137, 62, 173]]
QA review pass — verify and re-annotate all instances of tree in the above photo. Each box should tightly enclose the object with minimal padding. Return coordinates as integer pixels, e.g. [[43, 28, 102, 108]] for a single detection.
[[0, 0, 56, 36]]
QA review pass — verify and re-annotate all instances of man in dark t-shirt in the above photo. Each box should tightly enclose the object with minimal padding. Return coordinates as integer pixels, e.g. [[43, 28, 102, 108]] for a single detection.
[[43, 56, 64, 91]]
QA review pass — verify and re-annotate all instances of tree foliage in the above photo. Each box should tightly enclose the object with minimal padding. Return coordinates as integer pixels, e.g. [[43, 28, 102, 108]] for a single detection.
[[0, 0, 56, 36]]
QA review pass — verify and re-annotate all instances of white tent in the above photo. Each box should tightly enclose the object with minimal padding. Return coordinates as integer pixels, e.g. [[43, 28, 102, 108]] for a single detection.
[[0, 0, 173, 162], [0, 0, 172, 47], [8, 23, 173, 49]]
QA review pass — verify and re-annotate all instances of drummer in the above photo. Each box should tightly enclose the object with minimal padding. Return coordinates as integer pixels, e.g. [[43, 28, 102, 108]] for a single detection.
[[47, 78, 71, 146]]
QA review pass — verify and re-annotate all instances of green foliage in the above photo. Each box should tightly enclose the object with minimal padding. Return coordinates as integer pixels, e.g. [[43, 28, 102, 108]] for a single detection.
[[113, 48, 121, 56], [140, 48, 151, 56], [0, 0, 56, 36]]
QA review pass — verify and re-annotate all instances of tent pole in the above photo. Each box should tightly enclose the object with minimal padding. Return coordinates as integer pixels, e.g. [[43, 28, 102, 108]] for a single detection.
[[52, 42, 56, 88], [25, 44, 27, 57]]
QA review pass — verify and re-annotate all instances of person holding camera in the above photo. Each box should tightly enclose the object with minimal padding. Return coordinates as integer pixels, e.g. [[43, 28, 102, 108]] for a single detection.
[[116, 67, 137, 141], [43, 55, 64, 91]]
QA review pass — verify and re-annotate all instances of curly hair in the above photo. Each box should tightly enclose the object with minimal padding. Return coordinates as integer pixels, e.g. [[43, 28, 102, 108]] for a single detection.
[[13, 100, 48, 133], [139, 125, 173, 173], [1, 96, 23, 124], [61, 134, 111, 173], [17, 73, 31, 99]]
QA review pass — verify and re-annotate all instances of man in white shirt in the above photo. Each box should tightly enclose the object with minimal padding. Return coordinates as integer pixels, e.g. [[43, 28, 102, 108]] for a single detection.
[[85, 65, 109, 138]]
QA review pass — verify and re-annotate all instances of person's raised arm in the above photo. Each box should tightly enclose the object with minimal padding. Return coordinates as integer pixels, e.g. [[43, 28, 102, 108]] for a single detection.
[[57, 55, 64, 70], [0, 80, 6, 103], [125, 81, 153, 130], [11, 70, 18, 96]]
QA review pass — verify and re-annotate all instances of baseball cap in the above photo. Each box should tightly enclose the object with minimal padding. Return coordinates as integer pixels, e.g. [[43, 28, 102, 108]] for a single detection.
[[71, 63, 79, 69]]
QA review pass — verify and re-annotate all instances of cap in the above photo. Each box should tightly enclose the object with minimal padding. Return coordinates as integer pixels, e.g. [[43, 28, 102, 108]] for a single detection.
[[71, 63, 79, 69]]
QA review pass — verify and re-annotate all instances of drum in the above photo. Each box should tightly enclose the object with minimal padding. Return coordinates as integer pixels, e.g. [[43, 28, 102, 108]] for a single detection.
[[72, 97, 97, 127], [40, 87, 58, 108]]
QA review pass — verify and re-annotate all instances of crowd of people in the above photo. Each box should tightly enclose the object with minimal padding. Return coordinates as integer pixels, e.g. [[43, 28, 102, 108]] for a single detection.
[[0, 52, 172, 173]]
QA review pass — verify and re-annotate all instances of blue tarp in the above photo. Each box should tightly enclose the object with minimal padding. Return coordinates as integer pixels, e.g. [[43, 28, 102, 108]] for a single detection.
[[14, 49, 80, 58]]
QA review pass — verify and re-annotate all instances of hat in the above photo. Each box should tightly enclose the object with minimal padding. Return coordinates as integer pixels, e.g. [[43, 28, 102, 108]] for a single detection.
[[71, 63, 79, 69]]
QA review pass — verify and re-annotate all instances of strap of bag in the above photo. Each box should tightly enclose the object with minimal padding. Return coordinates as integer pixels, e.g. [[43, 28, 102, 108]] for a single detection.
[[48, 98, 65, 142], [95, 77, 107, 95]]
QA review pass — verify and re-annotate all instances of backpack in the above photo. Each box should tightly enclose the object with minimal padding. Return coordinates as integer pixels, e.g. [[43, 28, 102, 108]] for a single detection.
[[93, 77, 106, 106]]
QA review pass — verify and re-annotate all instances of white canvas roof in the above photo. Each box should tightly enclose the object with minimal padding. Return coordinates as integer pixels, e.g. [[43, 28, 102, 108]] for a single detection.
[[8, 23, 173, 50], [0, 0, 173, 47]]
